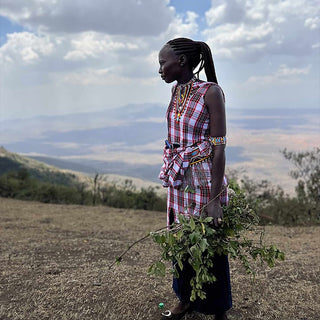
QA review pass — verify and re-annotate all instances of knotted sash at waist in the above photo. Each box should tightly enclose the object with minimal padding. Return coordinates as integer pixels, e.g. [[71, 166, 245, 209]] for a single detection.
[[159, 140, 212, 188]]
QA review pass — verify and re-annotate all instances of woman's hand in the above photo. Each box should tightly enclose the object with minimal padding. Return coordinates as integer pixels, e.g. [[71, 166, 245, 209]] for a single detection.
[[206, 199, 223, 227]]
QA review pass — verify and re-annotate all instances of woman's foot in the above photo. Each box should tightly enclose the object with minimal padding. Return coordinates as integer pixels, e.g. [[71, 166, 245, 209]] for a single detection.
[[161, 301, 190, 319], [215, 312, 228, 320], [171, 301, 190, 314]]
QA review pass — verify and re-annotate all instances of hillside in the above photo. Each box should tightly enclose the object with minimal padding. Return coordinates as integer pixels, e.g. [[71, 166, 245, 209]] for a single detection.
[[27, 155, 164, 189], [0, 146, 86, 187], [0, 147, 164, 194], [29, 155, 163, 184]]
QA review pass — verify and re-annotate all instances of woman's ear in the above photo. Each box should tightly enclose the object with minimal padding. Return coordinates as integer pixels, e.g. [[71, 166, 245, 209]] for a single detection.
[[179, 54, 187, 67]]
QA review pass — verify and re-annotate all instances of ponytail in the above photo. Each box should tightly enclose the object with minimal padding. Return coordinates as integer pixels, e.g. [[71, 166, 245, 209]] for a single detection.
[[197, 42, 218, 84]]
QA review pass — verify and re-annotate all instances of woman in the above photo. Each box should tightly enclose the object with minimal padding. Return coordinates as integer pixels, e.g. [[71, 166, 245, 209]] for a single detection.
[[158, 38, 232, 320]]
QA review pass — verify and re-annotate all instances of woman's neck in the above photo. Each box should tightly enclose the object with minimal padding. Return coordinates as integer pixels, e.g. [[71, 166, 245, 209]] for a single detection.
[[177, 71, 194, 85]]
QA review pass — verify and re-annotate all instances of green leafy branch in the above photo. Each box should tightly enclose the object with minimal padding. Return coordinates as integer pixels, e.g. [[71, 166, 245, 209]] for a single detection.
[[148, 190, 284, 301], [109, 188, 284, 302]]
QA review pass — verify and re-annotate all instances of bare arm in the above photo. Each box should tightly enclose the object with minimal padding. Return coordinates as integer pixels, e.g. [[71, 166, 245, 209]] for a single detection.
[[204, 85, 226, 226]]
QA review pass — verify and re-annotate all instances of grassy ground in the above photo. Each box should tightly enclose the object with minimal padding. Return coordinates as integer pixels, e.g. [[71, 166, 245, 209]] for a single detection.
[[0, 198, 319, 320]]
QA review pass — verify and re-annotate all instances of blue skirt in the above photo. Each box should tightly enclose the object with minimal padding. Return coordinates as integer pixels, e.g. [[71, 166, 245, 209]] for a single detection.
[[172, 254, 232, 315]]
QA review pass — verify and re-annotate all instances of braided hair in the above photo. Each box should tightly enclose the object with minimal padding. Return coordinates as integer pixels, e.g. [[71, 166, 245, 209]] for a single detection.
[[167, 37, 218, 84]]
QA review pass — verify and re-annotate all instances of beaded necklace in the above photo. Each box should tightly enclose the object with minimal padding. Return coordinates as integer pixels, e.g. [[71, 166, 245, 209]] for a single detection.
[[174, 77, 196, 122]]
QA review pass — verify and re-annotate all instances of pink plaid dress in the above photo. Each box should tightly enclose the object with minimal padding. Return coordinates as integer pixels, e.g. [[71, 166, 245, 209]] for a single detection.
[[159, 79, 228, 225]]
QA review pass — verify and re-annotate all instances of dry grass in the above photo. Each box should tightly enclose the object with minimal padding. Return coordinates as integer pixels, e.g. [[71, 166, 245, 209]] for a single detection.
[[0, 198, 319, 320]]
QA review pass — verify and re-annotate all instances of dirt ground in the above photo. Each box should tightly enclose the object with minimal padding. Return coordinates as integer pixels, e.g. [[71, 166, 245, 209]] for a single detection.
[[0, 198, 319, 320]]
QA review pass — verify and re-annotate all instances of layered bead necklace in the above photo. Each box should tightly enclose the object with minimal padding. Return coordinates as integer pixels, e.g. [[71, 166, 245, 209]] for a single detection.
[[174, 77, 195, 122]]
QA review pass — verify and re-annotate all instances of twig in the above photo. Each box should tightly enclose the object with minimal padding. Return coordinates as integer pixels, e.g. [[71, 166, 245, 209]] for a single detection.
[[108, 224, 174, 270]]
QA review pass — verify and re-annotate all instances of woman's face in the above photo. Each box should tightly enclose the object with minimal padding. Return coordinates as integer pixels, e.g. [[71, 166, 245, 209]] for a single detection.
[[158, 45, 181, 83]]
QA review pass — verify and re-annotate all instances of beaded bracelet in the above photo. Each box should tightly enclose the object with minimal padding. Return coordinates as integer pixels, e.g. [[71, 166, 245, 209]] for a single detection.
[[209, 136, 226, 146]]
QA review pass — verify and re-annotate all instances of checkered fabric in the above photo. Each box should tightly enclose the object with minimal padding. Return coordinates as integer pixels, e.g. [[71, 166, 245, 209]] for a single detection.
[[159, 79, 229, 225]]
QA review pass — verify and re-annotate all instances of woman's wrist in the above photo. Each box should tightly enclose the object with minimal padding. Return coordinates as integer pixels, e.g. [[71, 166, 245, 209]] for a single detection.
[[209, 197, 221, 205], [209, 197, 221, 208]]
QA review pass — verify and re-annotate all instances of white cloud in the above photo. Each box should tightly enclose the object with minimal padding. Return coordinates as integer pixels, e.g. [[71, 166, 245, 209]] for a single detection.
[[0, 2, 202, 119], [63, 32, 139, 61], [305, 17, 320, 30], [0, 0, 174, 36], [275, 64, 310, 78], [244, 64, 310, 86], [204, 0, 320, 60], [0, 0, 318, 121], [205, 1, 245, 26], [61, 68, 130, 86], [0, 32, 54, 65], [161, 10, 199, 40]]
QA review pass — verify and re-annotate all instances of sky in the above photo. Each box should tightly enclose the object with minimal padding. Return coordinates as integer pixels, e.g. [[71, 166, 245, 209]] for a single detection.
[[0, 0, 319, 193], [0, 0, 319, 120]]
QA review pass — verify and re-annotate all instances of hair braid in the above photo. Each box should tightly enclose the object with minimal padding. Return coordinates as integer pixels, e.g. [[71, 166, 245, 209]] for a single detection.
[[167, 38, 218, 84], [198, 42, 218, 83]]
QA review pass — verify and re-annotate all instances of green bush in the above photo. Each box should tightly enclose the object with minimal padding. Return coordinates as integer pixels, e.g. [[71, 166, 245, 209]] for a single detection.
[[0, 169, 167, 211], [236, 148, 320, 225], [0, 169, 90, 205], [99, 184, 166, 211]]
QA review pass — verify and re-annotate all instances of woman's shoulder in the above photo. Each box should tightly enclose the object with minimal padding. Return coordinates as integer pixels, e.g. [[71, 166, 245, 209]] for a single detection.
[[202, 82, 225, 104], [195, 80, 224, 97], [196, 79, 221, 88]]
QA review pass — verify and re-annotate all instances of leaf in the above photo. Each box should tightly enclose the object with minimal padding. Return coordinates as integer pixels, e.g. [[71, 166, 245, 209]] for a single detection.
[[168, 233, 175, 247], [184, 186, 196, 193], [201, 222, 206, 235], [171, 266, 179, 278], [178, 214, 187, 224], [205, 227, 216, 236], [199, 239, 208, 252], [189, 231, 201, 244], [189, 245, 198, 258], [177, 259, 183, 271], [225, 228, 235, 237], [148, 261, 166, 277], [160, 234, 166, 243], [175, 230, 184, 241], [203, 217, 213, 224], [190, 217, 196, 231]]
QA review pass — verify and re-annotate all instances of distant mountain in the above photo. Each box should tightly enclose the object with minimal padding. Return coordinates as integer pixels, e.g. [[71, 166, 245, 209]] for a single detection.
[[1, 105, 318, 195], [0, 103, 169, 165], [0, 103, 167, 145], [29, 155, 162, 183], [0, 102, 250, 181], [27, 156, 98, 174]]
